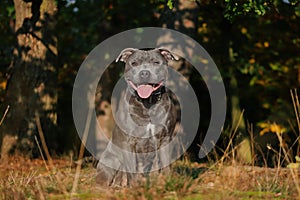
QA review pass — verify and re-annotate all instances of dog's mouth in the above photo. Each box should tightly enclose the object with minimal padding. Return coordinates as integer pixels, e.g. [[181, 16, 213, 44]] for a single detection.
[[128, 80, 163, 99]]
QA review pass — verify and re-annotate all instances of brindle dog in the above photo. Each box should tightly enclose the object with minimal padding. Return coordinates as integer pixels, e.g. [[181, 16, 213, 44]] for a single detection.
[[96, 48, 178, 187]]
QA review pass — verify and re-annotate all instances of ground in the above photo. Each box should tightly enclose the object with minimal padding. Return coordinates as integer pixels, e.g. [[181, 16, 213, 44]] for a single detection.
[[0, 156, 299, 199]]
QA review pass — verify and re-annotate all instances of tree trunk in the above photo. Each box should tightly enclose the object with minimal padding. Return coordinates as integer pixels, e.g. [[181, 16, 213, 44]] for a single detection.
[[0, 0, 57, 158], [228, 45, 251, 164]]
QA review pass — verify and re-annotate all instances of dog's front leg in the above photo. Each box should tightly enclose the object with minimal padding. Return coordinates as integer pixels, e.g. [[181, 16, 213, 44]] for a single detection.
[[96, 163, 117, 187], [96, 141, 121, 187]]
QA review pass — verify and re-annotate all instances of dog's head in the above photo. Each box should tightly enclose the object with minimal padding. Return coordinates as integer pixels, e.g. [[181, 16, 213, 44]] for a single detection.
[[116, 48, 178, 99]]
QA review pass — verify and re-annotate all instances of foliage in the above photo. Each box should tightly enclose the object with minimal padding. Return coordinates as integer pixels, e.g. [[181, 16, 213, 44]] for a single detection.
[[0, 0, 14, 102], [0, 0, 300, 198], [258, 122, 287, 136], [167, 0, 174, 9], [224, 0, 269, 19], [0, 0, 299, 161], [287, 156, 300, 168]]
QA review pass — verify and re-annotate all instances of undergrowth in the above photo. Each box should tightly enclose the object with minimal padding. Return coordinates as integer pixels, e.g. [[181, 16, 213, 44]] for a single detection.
[[0, 90, 299, 199]]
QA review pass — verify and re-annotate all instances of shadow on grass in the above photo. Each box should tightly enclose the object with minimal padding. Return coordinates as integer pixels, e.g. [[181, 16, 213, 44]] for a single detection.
[[173, 165, 208, 179]]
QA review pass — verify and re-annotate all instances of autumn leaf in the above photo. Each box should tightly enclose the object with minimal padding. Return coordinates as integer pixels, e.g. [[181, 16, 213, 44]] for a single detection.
[[258, 122, 286, 135]]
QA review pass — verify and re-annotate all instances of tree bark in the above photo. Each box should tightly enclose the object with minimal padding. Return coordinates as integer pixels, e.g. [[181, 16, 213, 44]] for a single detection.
[[0, 0, 57, 158]]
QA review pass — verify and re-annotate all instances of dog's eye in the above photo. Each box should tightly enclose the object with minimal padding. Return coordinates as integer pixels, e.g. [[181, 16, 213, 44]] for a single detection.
[[154, 61, 161, 65]]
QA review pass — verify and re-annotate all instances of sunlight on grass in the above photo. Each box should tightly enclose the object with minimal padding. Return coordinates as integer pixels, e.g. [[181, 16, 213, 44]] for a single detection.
[[0, 91, 299, 199], [1, 157, 299, 199]]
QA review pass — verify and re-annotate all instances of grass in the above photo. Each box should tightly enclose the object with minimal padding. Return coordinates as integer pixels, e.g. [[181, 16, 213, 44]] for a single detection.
[[0, 156, 299, 200], [1, 90, 300, 199]]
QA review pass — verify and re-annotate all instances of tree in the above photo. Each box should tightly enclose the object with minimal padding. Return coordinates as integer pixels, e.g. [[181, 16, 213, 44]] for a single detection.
[[0, 0, 57, 158], [0, 0, 298, 164], [163, 0, 300, 164]]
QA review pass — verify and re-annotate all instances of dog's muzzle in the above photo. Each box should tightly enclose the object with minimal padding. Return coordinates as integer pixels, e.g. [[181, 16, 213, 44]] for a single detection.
[[128, 80, 163, 99]]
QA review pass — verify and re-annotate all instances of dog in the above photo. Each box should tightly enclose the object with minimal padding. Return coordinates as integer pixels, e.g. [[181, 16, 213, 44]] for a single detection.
[[96, 47, 178, 187]]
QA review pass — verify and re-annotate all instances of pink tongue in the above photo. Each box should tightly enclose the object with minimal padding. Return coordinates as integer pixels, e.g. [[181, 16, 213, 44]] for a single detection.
[[137, 85, 154, 99]]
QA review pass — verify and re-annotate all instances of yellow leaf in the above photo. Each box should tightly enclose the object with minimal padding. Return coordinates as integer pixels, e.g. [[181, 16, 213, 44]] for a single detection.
[[241, 27, 247, 34], [263, 41, 269, 47], [259, 127, 270, 136], [0, 81, 6, 90], [258, 122, 269, 128], [287, 163, 300, 169], [258, 122, 286, 135], [255, 42, 263, 48], [248, 58, 255, 64]]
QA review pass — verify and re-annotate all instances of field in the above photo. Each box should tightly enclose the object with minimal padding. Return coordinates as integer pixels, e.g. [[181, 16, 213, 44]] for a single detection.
[[1, 0, 300, 199], [1, 92, 299, 199], [0, 156, 299, 200]]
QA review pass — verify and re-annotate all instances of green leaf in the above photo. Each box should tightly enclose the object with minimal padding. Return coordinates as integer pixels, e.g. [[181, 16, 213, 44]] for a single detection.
[[250, 76, 258, 86], [167, 0, 173, 9], [6, 5, 15, 18], [295, 5, 300, 17]]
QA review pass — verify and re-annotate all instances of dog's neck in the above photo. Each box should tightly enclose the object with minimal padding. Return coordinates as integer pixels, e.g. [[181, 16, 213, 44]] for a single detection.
[[135, 86, 166, 109]]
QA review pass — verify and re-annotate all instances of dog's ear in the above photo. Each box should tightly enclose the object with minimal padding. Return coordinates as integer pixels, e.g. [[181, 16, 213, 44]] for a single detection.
[[158, 47, 179, 61], [116, 48, 138, 63]]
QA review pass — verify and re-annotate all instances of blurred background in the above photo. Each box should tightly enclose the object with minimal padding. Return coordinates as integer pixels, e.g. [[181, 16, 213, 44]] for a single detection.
[[0, 0, 299, 167]]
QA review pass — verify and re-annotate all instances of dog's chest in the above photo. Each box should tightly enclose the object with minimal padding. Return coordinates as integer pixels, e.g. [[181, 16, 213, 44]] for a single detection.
[[128, 95, 170, 124], [133, 122, 167, 153], [146, 123, 156, 135], [126, 97, 172, 151]]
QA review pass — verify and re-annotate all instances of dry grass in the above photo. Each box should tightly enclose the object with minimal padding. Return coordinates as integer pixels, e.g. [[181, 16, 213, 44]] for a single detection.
[[1, 91, 300, 199], [0, 156, 299, 200]]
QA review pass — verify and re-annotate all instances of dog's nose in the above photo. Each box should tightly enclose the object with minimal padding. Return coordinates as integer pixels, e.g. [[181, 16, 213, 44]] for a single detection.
[[139, 70, 150, 79]]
